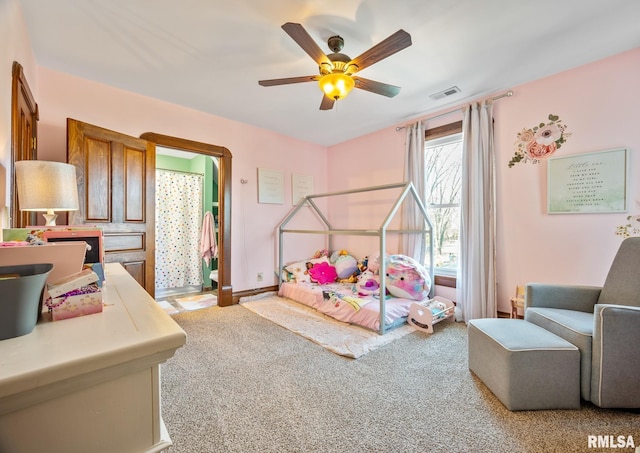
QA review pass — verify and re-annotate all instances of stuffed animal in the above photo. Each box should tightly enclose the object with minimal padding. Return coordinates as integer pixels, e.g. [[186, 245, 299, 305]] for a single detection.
[[356, 270, 380, 296], [357, 256, 369, 273], [330, 250, 358, 280], [312, 249, 329, 259], [429, 300, 448, 319], [330, 249, 348, 261], [367, 252, 382, 274], [384, 254, 431, 300]]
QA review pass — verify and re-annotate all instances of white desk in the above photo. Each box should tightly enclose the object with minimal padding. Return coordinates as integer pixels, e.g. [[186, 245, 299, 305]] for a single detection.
[[0, 263, 186, 453]]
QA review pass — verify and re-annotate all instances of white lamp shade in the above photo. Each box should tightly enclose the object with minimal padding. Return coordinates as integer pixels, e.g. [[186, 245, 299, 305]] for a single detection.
[[15, 160, 80, 212]]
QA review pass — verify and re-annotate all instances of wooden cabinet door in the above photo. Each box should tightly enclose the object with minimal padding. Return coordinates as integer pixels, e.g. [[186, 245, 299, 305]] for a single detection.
[[67, 119, 155, 296]]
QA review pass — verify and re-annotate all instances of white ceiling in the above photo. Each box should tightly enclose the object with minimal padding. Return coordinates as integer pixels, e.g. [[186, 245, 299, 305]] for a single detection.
[[17, 0, 640, 147]]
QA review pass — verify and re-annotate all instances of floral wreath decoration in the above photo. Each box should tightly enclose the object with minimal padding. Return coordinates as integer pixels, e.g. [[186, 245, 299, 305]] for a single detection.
[[508, 114, 572, 168], [615, 215, 640, 238]]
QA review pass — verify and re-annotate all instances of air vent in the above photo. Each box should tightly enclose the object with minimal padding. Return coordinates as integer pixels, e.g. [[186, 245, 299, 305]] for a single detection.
[[429, 86, 461, 101]]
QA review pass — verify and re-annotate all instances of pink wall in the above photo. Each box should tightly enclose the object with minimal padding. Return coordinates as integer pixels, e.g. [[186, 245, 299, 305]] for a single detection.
[[494, 47, 639, 312], [0, 0, 38, 230], [326, 129, 407, 256], [3, 0, 638, 309], [35, 68, 328, 292], [327, 47, 640, 313]]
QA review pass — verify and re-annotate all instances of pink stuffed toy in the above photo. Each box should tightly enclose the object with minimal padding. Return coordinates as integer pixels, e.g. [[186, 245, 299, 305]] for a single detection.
[[384, 254, 431, 300], [356, 270, 380, 296], [308, 261, 338, 284]]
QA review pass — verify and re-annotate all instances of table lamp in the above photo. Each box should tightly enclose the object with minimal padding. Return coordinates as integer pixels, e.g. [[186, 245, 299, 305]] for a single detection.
[[15, 160, 80, 226]]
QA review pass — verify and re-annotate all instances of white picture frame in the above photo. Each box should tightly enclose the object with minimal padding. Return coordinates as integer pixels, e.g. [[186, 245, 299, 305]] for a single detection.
[[292, 174, 313, 205], [547, 148, 628, 214], [257, 168, 284, 204]]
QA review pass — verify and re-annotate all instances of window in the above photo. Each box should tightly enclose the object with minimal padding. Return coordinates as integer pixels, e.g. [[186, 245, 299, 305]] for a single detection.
[[425, 122, 463, 277]]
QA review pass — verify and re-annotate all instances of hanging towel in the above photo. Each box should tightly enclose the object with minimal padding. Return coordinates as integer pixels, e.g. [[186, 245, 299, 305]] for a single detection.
[[200, 211, 218, 266]]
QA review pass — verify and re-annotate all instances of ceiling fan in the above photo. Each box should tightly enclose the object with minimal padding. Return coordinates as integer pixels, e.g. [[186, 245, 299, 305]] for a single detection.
[[258, 22, 412, 110]]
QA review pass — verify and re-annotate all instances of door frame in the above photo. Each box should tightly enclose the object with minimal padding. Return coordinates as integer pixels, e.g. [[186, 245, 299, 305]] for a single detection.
[[10, 61, 39, 228], [140, 132, 233, 307]]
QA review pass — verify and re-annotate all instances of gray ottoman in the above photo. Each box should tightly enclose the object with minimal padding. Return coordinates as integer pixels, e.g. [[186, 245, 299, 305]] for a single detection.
[[468, 318, 580, 410]]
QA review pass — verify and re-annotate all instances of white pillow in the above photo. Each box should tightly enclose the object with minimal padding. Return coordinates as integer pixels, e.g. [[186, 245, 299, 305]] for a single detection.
[[284, 257, 329, 283]]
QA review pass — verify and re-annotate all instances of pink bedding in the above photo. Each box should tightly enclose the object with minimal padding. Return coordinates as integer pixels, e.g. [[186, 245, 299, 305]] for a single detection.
[[278, 281, 421, 332]]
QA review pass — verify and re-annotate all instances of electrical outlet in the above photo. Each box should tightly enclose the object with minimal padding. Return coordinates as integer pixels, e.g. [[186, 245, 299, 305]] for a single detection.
[[257, 272, 263, 282]]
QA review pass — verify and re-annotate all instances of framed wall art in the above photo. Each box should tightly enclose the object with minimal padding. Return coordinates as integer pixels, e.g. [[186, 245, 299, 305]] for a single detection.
[[547, 148, 628, 214], [257, 168, 284, 204], [292, 174, 313, 205]]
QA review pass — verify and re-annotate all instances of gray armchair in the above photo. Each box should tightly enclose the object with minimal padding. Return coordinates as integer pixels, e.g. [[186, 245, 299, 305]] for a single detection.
[[524, 237, 640, 408]]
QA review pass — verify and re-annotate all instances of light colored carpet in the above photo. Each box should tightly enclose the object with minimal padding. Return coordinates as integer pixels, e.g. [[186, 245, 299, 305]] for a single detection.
[[161, 305, 640, 453], [240, 295, 421, 358]]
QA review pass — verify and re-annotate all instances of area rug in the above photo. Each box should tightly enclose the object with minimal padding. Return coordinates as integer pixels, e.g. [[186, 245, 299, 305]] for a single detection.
[[175, 293, 217, 311], [157, 300, 179, 315], [240, 295, 415, 358]]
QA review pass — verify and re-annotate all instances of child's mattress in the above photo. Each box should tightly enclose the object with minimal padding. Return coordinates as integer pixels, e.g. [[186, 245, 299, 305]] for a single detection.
[[278, 281, 421, 332]]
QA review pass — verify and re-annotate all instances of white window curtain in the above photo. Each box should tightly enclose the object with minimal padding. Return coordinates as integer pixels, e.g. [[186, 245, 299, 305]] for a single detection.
[[457, 100, 497, 322], [400, 121, 427, 262]]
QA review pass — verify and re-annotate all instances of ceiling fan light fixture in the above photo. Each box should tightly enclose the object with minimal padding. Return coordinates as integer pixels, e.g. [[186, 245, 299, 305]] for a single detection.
[[319, 73, 355, 101], [258, 23, 412, 110]]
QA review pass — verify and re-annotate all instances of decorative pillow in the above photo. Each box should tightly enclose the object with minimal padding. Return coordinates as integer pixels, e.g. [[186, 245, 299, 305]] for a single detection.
[[330, 250, 358, 279], [308, 261, 338, 284], [384, 254, 431, 300], [284, 256, 329, 283]]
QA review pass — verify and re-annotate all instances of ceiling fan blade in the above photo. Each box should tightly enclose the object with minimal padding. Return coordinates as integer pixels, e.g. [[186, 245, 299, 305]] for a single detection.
[[353, 77, 401, 97], [319, 95, 335, 110], [259, 75, 319, 87], [282, 22, 332, 67], [348, 29, 412, 73]]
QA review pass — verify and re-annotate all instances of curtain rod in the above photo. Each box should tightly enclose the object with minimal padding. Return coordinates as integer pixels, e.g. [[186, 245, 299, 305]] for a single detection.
[[157, 167, 205, 176], [395, 89, 513, 131]]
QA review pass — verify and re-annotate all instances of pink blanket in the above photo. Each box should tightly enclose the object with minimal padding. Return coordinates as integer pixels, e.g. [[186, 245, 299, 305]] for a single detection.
[[278, 281, 420, 332]]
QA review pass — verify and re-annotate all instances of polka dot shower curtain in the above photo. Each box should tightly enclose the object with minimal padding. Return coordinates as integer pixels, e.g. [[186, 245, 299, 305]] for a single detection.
[[155, 169, 204, 291]]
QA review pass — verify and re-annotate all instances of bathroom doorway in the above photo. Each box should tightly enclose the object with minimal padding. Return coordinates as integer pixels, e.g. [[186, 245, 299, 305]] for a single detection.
[[154, 147, 219, 304], [141, 132, 232, 307]]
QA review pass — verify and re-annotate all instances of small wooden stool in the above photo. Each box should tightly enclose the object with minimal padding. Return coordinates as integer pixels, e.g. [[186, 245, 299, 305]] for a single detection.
[[510, 285, 525, 319]]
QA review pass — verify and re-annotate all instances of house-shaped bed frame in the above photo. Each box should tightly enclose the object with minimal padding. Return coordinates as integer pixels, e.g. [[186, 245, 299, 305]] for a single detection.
[[278, 182, 434, 335]]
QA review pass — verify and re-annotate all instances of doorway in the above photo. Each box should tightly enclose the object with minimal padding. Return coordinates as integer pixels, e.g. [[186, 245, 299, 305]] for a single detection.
[[154, 147, 219, 307], [140, 132, 233, 307], [65, 121, 232, 305]]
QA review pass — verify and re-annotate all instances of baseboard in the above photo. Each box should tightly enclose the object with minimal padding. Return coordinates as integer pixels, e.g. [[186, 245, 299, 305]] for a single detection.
[[232, 285, 278, 304]]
